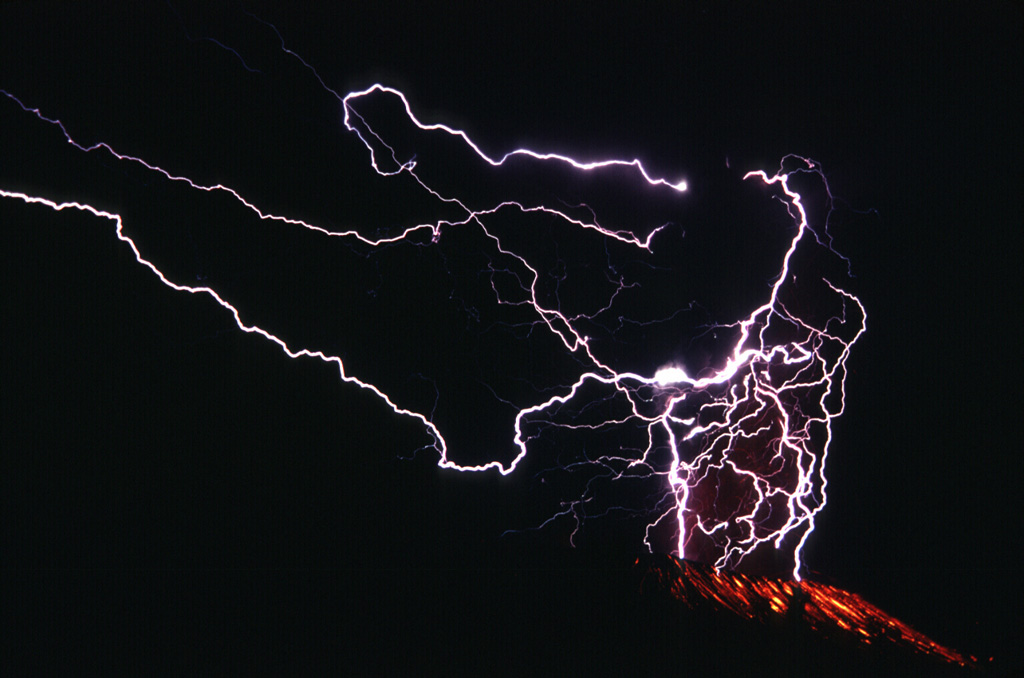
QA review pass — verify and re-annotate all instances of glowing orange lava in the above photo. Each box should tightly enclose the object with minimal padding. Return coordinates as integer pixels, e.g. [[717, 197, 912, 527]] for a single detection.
[[639, 556, 975, 668]]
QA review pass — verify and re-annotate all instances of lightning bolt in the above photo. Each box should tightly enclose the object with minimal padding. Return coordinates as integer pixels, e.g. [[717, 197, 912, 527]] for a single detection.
[[1, 18, 864, 581]]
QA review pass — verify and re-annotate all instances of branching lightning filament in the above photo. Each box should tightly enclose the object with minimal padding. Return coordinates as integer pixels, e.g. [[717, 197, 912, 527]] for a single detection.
[[0, 27, 864, 581]]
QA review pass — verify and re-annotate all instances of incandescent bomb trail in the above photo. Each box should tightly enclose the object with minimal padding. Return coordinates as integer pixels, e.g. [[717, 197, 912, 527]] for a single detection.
[[0, 32, 864, 581]]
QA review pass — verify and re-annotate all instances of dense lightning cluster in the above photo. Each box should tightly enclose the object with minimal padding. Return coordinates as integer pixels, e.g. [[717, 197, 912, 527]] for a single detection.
[[0, 21, 863, 580]]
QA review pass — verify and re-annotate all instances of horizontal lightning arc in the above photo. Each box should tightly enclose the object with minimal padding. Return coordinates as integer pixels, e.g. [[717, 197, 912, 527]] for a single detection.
[[342, 84, 689, 192]]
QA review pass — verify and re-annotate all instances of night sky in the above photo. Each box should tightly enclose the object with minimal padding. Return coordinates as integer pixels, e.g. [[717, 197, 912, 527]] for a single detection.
[[1, 2, 1020, 673]]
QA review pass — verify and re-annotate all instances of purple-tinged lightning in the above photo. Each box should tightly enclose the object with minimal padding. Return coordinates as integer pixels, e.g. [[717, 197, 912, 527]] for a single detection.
[[1, 30, 863, 580], [343, 84, 688, 193]]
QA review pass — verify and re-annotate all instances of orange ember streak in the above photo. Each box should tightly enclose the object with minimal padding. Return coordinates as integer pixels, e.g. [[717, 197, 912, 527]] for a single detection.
[[644, 558, 975, 667]]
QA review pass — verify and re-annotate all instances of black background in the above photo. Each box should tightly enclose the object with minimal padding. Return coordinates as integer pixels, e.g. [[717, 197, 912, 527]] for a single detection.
[[1, 1, 1020, 674]]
